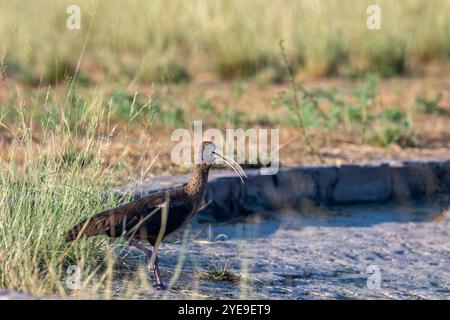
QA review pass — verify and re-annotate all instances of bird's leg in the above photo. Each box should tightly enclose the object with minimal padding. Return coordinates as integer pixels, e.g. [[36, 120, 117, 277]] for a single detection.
[[151, 254, 166, 290], [129, 239, 166, 290]]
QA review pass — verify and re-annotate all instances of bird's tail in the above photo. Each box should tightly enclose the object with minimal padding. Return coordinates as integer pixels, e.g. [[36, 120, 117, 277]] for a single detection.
[[65, 214, 110, 242]]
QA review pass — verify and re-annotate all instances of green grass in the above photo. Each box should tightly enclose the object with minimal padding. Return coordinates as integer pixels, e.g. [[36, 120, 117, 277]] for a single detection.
[[414, 94, 443, 114], [1, 0, 450, 84], [365, 107, 416, 147], [276, 71, 418, 148], [0, 90, 136, 297], [200, 269, 240, 283], [0, 157, 119, 295]]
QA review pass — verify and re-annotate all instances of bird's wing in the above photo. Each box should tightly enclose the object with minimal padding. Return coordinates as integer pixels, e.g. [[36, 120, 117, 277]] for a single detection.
[[65, 191, 166, 241], [65, 189, 192, 242], [137, 194, 194, 241]]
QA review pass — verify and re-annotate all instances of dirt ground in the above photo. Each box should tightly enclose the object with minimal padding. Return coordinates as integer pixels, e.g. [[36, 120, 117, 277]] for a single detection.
[[105, 198, 450, 299], [0, 75, 450, 181]]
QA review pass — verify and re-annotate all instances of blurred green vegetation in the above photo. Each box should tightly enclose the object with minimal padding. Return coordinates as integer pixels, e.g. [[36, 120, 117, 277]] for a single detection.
[[1, 0, 450, 85], [276, 74, 417, 148]]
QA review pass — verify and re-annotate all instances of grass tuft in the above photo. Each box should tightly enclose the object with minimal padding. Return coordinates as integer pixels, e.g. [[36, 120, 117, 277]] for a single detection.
[[200, 270, 240, 283]]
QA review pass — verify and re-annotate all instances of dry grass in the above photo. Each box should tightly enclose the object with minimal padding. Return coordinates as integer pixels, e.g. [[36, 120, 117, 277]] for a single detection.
[[0, 88, 164, 297], [1, 0, 450, 85], [1, 75, 450, 180]]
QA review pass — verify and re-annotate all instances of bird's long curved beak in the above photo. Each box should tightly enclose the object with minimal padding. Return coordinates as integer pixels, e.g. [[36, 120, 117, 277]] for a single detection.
[[213, 149, 247, 184]]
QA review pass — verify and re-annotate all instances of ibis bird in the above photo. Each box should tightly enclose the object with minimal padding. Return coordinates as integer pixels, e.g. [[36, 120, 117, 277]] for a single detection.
[[65, 141, 247, 289]]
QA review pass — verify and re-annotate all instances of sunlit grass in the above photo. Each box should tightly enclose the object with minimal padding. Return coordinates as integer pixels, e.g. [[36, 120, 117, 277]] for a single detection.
[[1, 0, 450, 84], [0, 87, 149, 297]]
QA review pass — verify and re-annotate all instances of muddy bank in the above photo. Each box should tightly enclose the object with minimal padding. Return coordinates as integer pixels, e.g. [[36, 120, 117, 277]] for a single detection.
[[120, 159, 450, 222]]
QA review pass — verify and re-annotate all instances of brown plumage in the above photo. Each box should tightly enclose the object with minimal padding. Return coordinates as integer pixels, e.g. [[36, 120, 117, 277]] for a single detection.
[[66, 162, 210, 244], [65, 141, 246, 289]]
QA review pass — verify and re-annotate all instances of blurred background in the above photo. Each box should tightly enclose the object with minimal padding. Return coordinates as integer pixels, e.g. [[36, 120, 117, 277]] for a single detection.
[[0, 0, 449, 179], [2, 0, 450, 82]]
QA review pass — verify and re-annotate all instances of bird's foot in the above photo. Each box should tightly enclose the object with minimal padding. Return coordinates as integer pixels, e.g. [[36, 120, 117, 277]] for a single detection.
[[153, 282, 167, 291]]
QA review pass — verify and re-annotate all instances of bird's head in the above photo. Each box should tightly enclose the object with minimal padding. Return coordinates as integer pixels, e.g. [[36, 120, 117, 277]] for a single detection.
[[200, 141, 247, 183]]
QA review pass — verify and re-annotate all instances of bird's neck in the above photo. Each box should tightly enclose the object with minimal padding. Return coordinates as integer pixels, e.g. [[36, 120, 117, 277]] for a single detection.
[[185, 162, 211, 197]]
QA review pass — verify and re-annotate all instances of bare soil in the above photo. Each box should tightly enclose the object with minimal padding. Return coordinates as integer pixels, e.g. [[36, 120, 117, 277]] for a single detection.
[[110, 199, 450, 299]]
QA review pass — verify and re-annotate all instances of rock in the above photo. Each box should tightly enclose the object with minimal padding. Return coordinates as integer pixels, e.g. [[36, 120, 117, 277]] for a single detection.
[[332, 164, 392, 204], [391, 162, 441, 201], [311, 166, 338, 204], [271, 168, 318, 209], [201, 176, 246, 222], [437, 160, 450, 192], [119, 159, 450, 222]]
